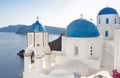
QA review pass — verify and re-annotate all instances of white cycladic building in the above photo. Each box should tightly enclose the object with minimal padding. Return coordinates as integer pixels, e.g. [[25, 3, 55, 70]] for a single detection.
[[23, 7, 120, 78], [97, 7, 120, 40], [62, 19, 103, 70]]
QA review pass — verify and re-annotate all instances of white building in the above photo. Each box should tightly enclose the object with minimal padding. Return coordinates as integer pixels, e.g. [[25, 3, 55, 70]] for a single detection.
[[97, 7, 120, 40], [23, 7, 120, 78]]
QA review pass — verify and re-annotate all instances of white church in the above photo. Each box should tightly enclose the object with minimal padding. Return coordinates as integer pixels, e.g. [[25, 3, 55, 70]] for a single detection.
[[23, 7, 120, 78]]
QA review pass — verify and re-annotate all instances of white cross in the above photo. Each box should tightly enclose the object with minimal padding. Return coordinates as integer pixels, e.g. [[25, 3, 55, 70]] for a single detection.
[[106, 0, 109, 7], [80, 14, 83, 18], [36, 16, 39, 20]]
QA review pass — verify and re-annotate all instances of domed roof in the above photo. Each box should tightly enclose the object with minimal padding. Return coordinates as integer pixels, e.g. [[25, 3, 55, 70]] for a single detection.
[[98, 7, 118, 15], [65, 19, 100, 37], [29, 20, 45, 32]]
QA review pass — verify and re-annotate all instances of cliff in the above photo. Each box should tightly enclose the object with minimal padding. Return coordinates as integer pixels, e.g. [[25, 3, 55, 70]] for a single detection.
[[49, 31, 65, 51]]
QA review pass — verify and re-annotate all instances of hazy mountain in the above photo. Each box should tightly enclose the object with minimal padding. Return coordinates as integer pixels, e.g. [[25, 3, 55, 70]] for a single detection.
[[45, 26, 65, 34], [16, 26, 29, 35], [0, 25, 26, 32], [0, 25, 65, 35]]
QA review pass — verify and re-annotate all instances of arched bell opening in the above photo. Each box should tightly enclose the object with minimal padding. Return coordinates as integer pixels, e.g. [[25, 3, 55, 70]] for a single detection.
[[30, 51, 35, 64]]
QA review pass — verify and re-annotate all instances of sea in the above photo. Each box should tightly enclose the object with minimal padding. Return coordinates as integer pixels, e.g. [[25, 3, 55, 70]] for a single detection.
[[0, 32, 59, 78]]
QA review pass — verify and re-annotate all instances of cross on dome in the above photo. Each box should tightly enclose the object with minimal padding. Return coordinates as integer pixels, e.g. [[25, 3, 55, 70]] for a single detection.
[[80, 14, 83, 19], [106, 0, 109, 7], [36, 16, 39, 20]]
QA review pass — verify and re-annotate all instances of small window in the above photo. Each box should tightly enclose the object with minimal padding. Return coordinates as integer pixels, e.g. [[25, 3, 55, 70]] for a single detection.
[[75, 46, 78, 56], [90, 53, 93, 55], [90, 46, 93, 56], [106, 18, 109, 24], [119, 17, 120, 24], [99, 19, 101, 24], [37, 44, 40, 46], [105, 31, 108, 37], [114, 18, 117, 24], [90, 47, 92, 49], [31, 51, 34, 64]]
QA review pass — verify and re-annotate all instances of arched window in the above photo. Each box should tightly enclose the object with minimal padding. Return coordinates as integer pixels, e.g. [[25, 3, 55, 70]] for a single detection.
[[106, 18, 109, 24], [35, 25, 39, 32], [105, 31, 108, 37]]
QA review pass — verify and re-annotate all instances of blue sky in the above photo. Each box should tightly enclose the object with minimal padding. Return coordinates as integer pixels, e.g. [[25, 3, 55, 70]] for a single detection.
[[0, 0, 119, 28]]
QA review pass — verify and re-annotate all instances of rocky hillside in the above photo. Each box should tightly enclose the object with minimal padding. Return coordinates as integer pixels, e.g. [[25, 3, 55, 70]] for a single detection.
[[49, 31, 65, 51]]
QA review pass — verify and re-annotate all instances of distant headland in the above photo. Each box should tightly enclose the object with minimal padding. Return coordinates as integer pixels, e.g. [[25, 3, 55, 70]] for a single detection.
[[0, 25, 65, 35]]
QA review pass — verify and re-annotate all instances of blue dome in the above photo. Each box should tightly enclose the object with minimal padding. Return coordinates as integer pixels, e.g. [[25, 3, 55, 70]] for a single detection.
[[30, 20, 45, 32], [65, 19, 100, 37], [98, 7, 118, 15]]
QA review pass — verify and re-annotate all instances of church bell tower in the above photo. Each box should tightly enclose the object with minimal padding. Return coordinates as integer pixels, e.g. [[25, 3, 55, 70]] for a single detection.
[[23, 17, 51, 78]]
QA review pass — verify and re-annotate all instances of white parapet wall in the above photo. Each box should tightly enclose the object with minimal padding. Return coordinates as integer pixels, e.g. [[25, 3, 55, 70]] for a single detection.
[[114, 30, 120, 72]]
